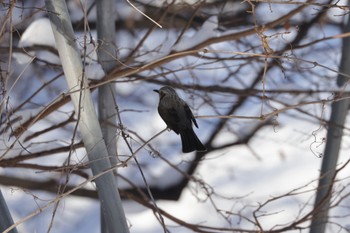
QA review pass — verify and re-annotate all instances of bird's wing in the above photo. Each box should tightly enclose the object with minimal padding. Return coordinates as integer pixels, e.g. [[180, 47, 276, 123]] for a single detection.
[[184, 103, 198, 128], [165, 107, 181, 134]]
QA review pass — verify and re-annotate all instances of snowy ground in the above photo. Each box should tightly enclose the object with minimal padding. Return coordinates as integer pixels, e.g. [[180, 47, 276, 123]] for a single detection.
[[2, 1, 350, 232], [2, 109, 350, 232]]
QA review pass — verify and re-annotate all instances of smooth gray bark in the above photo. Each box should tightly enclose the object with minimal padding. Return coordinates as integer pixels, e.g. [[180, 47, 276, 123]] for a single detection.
[[45, 1, 129, 232], [309, 12, 350, 233], [96, 0, 118, 232], [0, 189, 17, 233], [96, 0, 118, 166]]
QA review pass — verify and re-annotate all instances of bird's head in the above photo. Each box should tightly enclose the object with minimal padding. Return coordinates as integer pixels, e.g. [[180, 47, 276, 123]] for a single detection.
[[153, 86, 177, 99]]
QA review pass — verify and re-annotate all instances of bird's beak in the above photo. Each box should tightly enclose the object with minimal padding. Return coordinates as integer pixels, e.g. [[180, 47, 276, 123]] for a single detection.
[[153, 89, 159, 93]]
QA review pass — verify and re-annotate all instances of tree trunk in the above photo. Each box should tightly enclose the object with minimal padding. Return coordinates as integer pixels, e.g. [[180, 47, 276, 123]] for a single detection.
[[45, 1, 129, 232], [309, 4, 350, 232]]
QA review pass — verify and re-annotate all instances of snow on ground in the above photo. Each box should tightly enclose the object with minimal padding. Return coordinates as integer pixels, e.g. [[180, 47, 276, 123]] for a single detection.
[[2, 1, 350, 233], [2, 110, 350, 232]]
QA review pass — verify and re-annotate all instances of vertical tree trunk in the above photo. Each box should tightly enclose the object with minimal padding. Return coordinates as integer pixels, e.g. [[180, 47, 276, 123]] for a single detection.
[[309, 7, 350, 233], [96, 0, 118, 232], [0, 190, 17, 233], [45, 1, 129, 232], [97, 0, 118, 166]]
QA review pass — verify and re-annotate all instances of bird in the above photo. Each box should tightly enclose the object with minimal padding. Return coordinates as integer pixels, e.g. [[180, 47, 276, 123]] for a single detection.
[[154, 86, 206, 153]]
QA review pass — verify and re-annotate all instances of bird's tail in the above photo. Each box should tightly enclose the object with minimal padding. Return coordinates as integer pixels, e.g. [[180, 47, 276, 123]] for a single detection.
[[180, 128, 206, 153]]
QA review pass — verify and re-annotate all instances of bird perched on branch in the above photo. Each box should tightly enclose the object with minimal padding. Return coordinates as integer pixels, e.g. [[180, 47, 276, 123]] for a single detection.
[[154, 86, 206, 153]]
